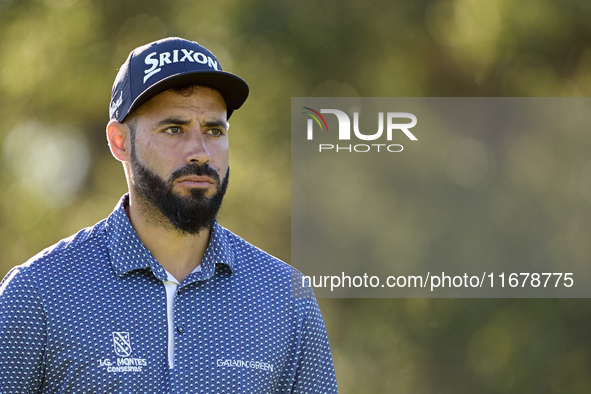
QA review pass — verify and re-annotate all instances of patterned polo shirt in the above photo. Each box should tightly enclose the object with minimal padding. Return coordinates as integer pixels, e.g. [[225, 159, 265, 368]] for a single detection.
[[0, 195, 338, 393]]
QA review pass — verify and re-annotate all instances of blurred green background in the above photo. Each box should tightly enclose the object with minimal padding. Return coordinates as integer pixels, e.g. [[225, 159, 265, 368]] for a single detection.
[[2, 0, 591, 392]]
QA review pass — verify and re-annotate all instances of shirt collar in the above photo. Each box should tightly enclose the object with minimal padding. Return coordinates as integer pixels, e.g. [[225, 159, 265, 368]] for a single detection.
[[105, 194, 234, 283]]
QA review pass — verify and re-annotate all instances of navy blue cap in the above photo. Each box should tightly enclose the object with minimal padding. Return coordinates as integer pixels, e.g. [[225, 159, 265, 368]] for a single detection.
[[109, 37, 249, 122]]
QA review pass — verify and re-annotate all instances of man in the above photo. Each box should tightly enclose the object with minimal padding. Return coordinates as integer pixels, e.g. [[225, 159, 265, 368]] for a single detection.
[[0, 37, 337, 393]]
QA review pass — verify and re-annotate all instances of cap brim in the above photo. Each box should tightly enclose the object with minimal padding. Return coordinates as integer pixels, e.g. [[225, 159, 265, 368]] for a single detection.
[[126, 70, 249, 120]]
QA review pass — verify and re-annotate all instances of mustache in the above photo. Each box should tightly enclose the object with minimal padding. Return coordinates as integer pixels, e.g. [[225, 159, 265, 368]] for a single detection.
[[169, 163, 221, 184]]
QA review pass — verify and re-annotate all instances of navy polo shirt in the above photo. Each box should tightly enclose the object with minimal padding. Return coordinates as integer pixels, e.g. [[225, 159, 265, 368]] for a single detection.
[[0, 195, 337, 393]]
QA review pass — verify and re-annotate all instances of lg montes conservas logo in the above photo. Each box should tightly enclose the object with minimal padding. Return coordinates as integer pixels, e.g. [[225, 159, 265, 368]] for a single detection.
[[303, 107, 417, 153]]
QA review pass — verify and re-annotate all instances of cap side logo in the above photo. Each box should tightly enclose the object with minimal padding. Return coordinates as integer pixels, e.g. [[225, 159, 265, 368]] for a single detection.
[[143, 49, 219, 84], [110, 92, 123, 118]]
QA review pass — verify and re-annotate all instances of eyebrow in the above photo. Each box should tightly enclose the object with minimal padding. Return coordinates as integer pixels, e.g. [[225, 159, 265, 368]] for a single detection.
[[154, 117, 228, 128], [155, 117, 191, 127], [202, 119, 228, 128]]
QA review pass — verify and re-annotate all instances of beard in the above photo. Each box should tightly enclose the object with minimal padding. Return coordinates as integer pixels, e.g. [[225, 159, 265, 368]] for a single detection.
[[129, 149, 229, 235]]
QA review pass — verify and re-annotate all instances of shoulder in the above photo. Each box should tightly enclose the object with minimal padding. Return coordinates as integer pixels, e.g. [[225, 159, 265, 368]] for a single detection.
[[0, 218, 108, 291], [218, 224, 294, 276], [216, 224, 316, 300]]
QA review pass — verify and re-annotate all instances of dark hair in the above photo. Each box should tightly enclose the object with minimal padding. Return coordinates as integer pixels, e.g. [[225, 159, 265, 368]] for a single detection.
[[123, 113, 138, 144]]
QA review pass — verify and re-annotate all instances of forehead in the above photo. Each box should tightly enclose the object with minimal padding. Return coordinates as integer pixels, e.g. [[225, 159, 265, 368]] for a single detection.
[[133, 86, 228, 122]]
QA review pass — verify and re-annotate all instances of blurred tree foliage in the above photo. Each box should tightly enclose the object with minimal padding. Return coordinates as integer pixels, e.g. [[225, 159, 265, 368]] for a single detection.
[[1, 0, 591, 392]]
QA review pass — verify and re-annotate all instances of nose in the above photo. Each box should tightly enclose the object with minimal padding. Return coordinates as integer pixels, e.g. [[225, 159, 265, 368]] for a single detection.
[[187, 129, 210, 164]]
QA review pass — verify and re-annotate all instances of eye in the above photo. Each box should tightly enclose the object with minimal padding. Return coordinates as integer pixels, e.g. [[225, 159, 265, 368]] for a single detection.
[[163, 126, 182, 135], [207, 128, 224, 136]]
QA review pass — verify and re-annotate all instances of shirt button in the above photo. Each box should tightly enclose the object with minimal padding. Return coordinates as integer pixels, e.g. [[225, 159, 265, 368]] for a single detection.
[[177, 326, 185, 334]]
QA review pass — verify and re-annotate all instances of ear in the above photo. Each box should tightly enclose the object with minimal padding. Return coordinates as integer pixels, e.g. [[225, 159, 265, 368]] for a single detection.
[[106, 120, 132, 162]]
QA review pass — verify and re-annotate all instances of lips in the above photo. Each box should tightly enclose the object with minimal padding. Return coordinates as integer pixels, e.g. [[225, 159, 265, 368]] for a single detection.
[[169, 163, 222, 189], [175, 175, 216, 187]]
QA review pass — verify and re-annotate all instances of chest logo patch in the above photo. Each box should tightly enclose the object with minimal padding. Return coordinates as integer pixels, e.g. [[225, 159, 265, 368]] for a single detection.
[[99, 332, 147, 373], [113, 332, 132, 357]]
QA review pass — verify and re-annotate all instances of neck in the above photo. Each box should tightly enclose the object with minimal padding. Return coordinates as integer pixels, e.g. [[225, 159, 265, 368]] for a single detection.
[[125, 191, 211, 283]]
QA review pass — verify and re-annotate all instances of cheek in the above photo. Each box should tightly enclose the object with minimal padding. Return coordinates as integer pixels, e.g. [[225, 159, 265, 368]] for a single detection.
[[142, 138, 161, 154], [211, 144, 229, 174], [215, 157, 229, 177], [134, 139, 172, 175]]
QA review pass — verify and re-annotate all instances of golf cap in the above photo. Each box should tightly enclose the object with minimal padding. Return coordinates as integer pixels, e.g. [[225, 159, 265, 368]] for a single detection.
[[109, 37, 249, 122]]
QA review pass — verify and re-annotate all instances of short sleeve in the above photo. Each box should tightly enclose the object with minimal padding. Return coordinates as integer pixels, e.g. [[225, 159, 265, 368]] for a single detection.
[[292, 298, 338, 393], [0, 267, 46, 393]]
